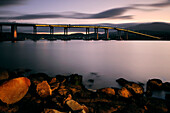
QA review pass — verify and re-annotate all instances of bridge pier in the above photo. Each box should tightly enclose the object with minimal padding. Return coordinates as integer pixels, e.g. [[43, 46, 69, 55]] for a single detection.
[[126, 31, 128, 40], [86, 28, 90, 38], [86, 28, 89, 35], [33, 26, 37, 34], [50, 26, 54, 35], [118, 30, 122, 40], [105, 29, 109, 39], [0, 25, 2, 38], [94, 28, 98, 39], [64, 27, 68, 35], [11, 25, 17, 40]]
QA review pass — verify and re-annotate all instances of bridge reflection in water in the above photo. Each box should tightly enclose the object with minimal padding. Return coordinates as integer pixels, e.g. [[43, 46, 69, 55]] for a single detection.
[[0, 23, 161, 41]]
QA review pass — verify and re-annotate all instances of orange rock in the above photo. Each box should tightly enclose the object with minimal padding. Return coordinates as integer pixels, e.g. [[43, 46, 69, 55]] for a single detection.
[[0, 77, 31, 104], [97, 88, 115, 95], [36, 81, 52, 98], [118, 87, 132, 98]]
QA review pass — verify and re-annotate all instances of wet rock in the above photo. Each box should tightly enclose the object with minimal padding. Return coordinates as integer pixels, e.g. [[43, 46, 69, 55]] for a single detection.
[[163, 82, 170, 91], [29, 73, 51, 82], [165, 94, 170, 112], [88, 79, 94, 83], [0, 70, 9, 81], [0, 105, 19, 113], [66, 99, 84, 112], [0, 77, 31, 104], [69, 74, 82, 85], [56, 75, 68, 83], [14, 68, 31, 76], [36, 81, 52, 98], [118, 87, 133, 98], [97, 88, 115, 96], [50, 77, 57, 84], [58, 88, 68, 96], [69, 85, 82, 95], [147, 79, 163, 90], [44, 109, 67, 113], [125, 83, 144, 95], [146, 97, 168, 113], [116, 78, 129, 86]]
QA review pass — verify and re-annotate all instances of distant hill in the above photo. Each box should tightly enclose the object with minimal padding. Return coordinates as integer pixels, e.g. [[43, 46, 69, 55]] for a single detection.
[[128, 22, 170, 32]]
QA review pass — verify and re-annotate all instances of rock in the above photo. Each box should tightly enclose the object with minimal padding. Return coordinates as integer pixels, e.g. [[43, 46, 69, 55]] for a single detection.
[[36, 81, 52, 98], [66, 99, 84, 112], [125, 83, 144, 95], [0, 105, 19, 113], [14, 68, 31, 76], [163, 82, 170, 91], [44, 109, 67, 113], [0, 77, 31, 104], [29, 73, 51, 82], [0, 70, 9, 81], [116, 78, 129, 86], [69, 74, 82, 85], [118, 87, 133, 98], [50, 77, 57, 84], [56, 75, 68, 83], [147, 79, 163, 90], [58, 88, 68, 96], [146, 97, 168, 113], [88, 79, 94, 83], [165, 94, 170, 112], [97, 88, 115, 96]]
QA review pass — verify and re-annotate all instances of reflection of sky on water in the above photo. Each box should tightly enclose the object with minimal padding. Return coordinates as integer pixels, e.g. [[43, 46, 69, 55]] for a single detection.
[[0, 40, 170, 97]]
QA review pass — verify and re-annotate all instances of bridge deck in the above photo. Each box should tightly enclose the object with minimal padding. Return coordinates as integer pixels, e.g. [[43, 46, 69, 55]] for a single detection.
[[0, 23, 161, 40]]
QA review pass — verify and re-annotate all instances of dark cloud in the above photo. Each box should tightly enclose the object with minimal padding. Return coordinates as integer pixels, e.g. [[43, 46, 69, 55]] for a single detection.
[[133, 0, 170, 8], [0, 7, 133, 20], [0, 0, 25, 6]]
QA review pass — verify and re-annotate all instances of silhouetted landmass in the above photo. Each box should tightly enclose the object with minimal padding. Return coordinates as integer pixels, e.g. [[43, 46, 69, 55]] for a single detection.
[[0, 22, 170, 41]]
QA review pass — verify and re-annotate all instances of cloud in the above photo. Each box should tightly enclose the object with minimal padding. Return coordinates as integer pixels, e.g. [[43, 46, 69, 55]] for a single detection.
[[0, 7, 134, 20], [133, 0, 170, 8], [0, 0, 26, 7]]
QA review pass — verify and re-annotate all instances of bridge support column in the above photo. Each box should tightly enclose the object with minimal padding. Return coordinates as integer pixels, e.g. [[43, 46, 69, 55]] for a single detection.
[[86, 28, 89, 35], [64, 27, 68, 35], [86, 28, 89, 38], [118, 30, 122, 40], [94, 28, 98, 40], [50, 26, 54, 35], [105, 29, 109, 39], [126, 31, 128, 40], [33, 26, 37, 34], [0, 25, 2, 38], [11, 25, 17, 40]]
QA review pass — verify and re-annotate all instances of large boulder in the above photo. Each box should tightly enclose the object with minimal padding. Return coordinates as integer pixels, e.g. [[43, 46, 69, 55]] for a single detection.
[[69, 74, 82, 85], [118, 87, 132, 98], [66, 99, 87, 112], [36, 81, 52, 98], [147, 79, 163, 90], [0, 77, 31, 104], [116, 78, 129, 86], [125, 83, 144, 95], [97, 88, 115, 96]]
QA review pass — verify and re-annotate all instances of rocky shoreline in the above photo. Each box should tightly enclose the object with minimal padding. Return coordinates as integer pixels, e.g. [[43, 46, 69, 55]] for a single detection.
[[0, 69, 170, 113]]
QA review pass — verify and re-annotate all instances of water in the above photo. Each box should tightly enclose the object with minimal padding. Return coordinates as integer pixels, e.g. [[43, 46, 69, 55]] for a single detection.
[[0, 40, 170, 98]]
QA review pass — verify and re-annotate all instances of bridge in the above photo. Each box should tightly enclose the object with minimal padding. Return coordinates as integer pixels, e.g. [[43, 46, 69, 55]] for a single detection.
[[0, 23, 161, 40]]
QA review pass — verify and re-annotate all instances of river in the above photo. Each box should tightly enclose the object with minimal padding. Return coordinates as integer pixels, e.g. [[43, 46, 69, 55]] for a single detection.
[[0, 40, 170, 98]]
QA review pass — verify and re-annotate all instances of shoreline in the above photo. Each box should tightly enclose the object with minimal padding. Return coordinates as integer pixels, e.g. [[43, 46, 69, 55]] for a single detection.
[[1, 68, 170, 113]]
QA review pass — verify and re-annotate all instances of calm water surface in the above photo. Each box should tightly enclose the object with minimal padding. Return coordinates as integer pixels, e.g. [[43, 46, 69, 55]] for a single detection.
[[0, 40, 170, 98]]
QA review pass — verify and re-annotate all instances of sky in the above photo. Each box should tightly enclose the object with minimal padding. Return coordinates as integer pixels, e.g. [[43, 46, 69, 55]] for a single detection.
[[0, 0, 170, 24]]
